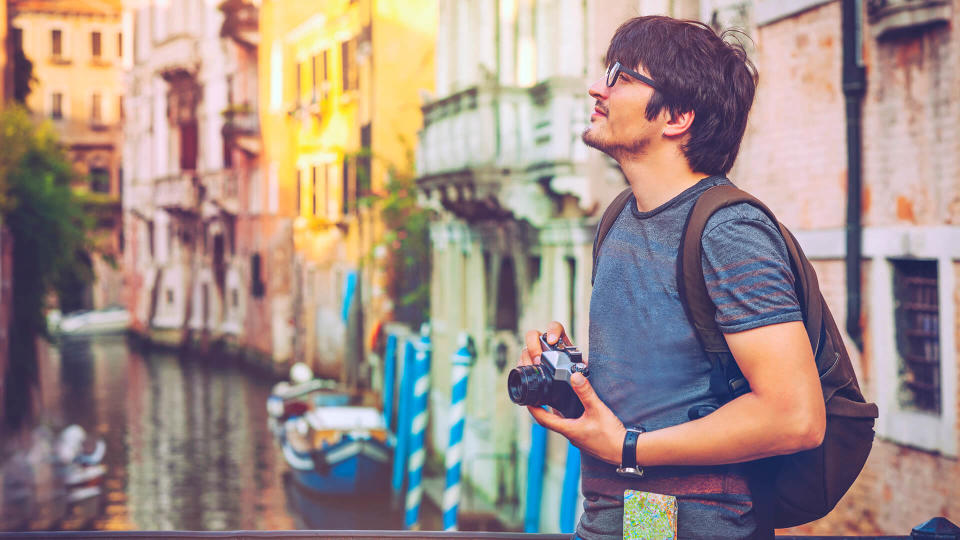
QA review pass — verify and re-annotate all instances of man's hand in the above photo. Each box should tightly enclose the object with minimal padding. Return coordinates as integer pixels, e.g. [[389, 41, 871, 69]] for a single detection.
[[518, 322, 627, 465]]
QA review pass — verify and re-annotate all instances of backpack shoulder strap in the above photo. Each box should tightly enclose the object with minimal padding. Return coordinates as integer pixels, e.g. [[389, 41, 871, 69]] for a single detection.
[[591, 187, 634, 285], [678, 185, 823, 356]]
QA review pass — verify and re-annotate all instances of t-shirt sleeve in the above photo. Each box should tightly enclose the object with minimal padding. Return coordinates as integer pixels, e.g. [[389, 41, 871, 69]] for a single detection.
[[699, 206, 802, 333]]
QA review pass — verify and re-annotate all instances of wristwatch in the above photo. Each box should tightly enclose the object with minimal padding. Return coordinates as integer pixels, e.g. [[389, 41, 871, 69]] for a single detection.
[[616, 426, 645, 478]]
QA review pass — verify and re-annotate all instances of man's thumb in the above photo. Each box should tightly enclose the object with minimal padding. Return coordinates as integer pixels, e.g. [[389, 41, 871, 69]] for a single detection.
[[570, 373, 596, 403]]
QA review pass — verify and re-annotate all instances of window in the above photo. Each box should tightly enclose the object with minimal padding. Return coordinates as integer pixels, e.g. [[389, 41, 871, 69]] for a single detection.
[[359, 123, 371, 195], [341, 40, 357, 92], [341, 157, 353, 215], [311, 166, 318, 216], [117, 32, 122, 58], [296, 169, 302, 215], [92, 31, 102, 58], [311, 55, 318, 103], [91, 93, 102, 124], [90, 167, 110, 193], [52, 29, 62, 57], [118, 96, 124, 120], [321, 50, 330, 101], [251, 253, 265, 297], [295, 62, 302, 106], [51, 92, 63, 119], [893, 259, 941, 414]]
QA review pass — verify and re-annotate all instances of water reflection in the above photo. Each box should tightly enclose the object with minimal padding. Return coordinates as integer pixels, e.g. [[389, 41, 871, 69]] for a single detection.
[[3, 334, 405, 531]]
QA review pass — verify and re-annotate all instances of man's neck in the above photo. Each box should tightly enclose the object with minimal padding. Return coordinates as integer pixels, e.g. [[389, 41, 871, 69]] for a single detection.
[[619, 152, 711, 213]]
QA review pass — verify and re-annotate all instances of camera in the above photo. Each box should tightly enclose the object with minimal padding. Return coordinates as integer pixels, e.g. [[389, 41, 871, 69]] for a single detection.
[[507, 334, 590, 418]]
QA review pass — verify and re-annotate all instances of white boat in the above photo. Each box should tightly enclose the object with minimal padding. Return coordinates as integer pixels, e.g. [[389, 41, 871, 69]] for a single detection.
[[57, 307, 130, 335]]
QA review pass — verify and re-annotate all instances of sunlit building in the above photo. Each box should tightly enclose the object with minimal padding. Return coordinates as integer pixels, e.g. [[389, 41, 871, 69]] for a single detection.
[[259, 0, 436, 378], [10, 0, 124, 310]]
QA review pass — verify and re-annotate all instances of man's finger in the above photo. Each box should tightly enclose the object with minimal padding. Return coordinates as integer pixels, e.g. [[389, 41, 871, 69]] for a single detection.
[[545, 321, 571, 347], [528, 405, 571, 433], [525, 330, 544, 363], [518, 346, 534, 367], [569, 373, 602, 411]]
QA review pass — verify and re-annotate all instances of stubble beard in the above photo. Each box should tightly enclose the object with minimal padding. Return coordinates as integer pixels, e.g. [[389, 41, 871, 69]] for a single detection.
[[581, 124, 650, 162]]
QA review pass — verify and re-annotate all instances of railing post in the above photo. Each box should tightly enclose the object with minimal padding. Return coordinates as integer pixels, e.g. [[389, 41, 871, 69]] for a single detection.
[[443, 333, 473, 531], [404, 324, 431, 530]]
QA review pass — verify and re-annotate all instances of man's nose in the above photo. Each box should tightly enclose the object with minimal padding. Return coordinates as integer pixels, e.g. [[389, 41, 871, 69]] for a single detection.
[[588, 78, 608, 100]]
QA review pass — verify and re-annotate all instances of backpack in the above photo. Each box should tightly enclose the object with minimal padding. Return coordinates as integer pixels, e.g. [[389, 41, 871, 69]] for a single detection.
[[591, 184, 879, 529]]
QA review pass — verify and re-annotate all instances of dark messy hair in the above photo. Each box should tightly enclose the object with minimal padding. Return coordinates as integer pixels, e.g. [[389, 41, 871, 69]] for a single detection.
[[604, 16, 758, 175]]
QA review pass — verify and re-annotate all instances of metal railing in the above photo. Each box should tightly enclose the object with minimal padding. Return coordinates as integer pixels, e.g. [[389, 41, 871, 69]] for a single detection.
[[1, 517, 957, 540]]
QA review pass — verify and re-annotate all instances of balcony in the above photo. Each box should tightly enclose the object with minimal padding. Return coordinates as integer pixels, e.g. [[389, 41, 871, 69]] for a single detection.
[[867, 0, 952, 38], [152, 34, 200, 80], [416, 77, 592, 223], [219, 0, 259, 47], [154, 172, 199, 213], [222, 105, 261, 155], [200, 169, 239, 216]]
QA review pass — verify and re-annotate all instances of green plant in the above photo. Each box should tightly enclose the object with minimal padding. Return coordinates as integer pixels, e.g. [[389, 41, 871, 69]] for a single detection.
[[0, 106, 94, 429], [360, 150, 433, 326]]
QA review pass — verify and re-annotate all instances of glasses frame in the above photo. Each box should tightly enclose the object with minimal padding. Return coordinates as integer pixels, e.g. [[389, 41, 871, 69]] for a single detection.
[[606, 61, 660, 91]]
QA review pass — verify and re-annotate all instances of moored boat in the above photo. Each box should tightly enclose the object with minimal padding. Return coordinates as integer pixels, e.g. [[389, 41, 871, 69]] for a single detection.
[[267, 364, 392, 496]]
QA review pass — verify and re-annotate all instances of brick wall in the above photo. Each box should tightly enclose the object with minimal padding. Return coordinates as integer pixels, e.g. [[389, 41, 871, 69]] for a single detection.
[[731, 1, 847, 230], [726, 0, 960, 534]]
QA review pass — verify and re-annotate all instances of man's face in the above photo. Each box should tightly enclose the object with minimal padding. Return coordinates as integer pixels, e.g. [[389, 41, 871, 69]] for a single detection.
[[582, 63, 662, 160]]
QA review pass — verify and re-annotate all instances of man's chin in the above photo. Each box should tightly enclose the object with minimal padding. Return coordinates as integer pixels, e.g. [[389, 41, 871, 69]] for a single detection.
[[581, 129, 610, 153]]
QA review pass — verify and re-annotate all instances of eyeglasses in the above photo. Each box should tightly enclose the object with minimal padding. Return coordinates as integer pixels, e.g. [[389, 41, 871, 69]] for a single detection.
[[605, 61, 660, 91]]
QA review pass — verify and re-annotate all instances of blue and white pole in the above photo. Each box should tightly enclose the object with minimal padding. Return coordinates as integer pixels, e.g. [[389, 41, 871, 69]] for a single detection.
[[442, 333, 473, 531], [404, 324, 432, 530], [391, 338, 417, 495], [560, 442, 582, 533], [383, 333, 398, 432]]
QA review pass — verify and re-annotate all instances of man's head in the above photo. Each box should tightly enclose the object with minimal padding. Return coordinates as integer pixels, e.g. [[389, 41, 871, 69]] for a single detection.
[[582, 16, 758, 176]]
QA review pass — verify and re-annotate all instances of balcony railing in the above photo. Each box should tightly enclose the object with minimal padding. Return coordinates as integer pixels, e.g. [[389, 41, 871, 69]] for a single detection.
[[223, 109, 259, 136], [201, 169, 239, 215], [154, 172, 199, 212]]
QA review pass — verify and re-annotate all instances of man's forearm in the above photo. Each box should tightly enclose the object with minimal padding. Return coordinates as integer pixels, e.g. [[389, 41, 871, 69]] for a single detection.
[[629, 391, 824, 467]]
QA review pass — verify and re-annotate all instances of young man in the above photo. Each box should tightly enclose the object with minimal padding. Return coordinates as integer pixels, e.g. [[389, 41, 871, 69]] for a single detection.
[[519, 17, 826, 539]]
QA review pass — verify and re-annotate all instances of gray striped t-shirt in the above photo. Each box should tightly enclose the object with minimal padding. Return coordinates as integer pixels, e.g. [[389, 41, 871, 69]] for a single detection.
[[578, 176, 802, 540]]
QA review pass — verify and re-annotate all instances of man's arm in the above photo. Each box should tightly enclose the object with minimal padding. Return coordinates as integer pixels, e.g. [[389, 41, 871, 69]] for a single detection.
[[524, 320, 826, 467]]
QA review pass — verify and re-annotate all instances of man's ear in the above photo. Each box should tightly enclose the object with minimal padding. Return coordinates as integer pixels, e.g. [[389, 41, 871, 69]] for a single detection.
[[663, 109, 695, 138]]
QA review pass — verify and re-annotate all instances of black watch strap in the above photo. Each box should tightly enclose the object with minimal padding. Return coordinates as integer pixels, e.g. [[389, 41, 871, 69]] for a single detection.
[[617, 426, 645, 478]]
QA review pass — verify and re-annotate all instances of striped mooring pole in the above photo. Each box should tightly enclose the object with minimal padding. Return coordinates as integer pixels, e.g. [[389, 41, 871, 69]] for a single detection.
[[442, 333, 473, 531], [391, 338, 417, 496], [404, 324, 431, 530], [560, 442, 582, 533], [383, 333, 398, 432]]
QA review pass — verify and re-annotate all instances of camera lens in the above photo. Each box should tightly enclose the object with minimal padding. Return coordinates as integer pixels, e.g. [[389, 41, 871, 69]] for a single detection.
[[507, 365, 549, 406]]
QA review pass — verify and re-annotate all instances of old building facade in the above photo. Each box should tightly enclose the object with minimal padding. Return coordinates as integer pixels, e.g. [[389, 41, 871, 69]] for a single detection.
[[11, 0, 124, 310], [122, 0, 265, 359]]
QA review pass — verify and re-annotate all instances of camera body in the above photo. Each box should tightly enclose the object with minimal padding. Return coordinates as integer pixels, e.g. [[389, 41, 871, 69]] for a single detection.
[[507, 334, 590, 418]]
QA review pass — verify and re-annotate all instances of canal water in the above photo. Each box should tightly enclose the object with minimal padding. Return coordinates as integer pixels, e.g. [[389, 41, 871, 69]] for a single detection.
[[4, 334, 408, 532]]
